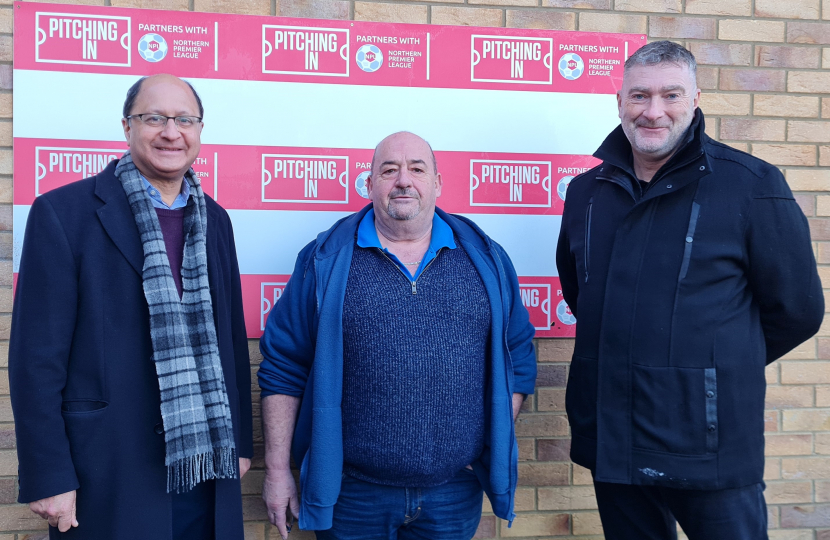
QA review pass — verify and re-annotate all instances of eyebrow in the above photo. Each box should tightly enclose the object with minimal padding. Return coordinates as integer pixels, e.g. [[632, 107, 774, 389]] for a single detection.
[[629, 84, 687, 94], [379, 159, 428, 169]]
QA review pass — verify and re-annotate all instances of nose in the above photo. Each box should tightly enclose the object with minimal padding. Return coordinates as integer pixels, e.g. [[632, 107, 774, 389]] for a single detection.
[[642, 98, 665, 121], [395, 168, 414, 187], [160, 117, 182, 138]]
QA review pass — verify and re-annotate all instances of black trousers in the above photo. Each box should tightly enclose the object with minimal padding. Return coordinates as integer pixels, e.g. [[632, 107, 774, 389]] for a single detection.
[[594, 481, 768, 540], [172, 479, 216, 540]]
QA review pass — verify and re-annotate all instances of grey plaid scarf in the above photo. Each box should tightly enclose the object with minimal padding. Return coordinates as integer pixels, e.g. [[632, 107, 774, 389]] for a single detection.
[[116, 152, 237, 493]]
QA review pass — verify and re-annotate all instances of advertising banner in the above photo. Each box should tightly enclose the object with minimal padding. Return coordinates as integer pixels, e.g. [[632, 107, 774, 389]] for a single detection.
[[13, 1, 646, 337]]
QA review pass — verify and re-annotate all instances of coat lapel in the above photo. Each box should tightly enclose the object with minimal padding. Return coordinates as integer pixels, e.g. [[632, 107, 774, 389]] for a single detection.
[[94, 161, 144, 277]]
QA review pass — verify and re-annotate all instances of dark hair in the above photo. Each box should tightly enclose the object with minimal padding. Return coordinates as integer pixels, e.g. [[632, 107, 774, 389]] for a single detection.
[[624, 40, 697, 84], [122, 76, 204, 119]]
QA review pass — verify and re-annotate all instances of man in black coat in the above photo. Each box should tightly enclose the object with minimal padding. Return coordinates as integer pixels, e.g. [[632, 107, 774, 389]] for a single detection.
[[10, 74, 253, 540], [556, 41, 823, 540]]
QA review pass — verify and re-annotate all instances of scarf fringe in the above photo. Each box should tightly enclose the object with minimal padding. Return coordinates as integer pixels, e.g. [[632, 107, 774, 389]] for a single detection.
[[168, 447, 239, 493]]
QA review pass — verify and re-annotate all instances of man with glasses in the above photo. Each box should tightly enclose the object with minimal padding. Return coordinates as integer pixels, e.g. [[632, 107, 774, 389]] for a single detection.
[[9, 74, 253, 540]]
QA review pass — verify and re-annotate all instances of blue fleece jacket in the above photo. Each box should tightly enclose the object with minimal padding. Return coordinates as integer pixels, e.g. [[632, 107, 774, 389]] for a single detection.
[[258, 204, 537, 531]]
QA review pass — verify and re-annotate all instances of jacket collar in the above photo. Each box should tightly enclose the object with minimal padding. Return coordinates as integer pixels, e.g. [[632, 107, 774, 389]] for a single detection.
[[314, 203, 491, 259], [593, 109, 712, 200], [94, 158, 144, 276]]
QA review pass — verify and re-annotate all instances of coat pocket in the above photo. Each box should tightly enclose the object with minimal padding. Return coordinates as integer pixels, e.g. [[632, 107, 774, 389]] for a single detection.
[[631, 364, 717, 456], [565, 356, 598, 437]]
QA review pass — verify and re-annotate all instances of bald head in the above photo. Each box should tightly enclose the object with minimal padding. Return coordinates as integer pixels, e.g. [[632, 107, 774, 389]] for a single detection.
[[123, 74, 204, 120], [371, 132, 437, 176]]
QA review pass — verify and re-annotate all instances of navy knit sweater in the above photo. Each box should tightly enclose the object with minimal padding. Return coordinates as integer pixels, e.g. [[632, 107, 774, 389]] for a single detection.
[[341, 243, 491, 487]]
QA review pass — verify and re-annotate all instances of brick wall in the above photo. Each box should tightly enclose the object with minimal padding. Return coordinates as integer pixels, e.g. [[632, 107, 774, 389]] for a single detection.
[[1, 0, 828, 538]]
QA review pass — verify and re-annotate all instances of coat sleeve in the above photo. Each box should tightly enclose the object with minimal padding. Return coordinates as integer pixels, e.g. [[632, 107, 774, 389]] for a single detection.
[[497, 244, 537, 396], [9, 195, 81, 503], [556, 199, 579, 319], [226, 218, 254, 459], [257, 242, 317, 398], [746, 168, 824, 363]]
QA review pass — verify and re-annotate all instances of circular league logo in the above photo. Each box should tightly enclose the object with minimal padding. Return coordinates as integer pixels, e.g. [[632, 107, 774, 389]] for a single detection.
[[557, 176, 574, 201], [355, 171, 371, 199], [356, 44, 383, 73], [556, 300, 577, 325], [138, 34, 168, 63], [558, 53, 584, 81]]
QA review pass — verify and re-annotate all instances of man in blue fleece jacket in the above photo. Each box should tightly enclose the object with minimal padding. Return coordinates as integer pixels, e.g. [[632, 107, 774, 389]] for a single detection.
[[257, 131, 537, 540]]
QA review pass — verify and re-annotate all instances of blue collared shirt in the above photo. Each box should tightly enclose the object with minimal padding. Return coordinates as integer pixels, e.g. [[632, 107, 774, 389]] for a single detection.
[[141, 176, 191, 210], [356, 208, 457, 280]]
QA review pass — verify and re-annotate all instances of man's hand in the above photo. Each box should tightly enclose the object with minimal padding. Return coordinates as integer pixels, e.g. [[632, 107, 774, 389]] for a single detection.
[[263, 469, 300, 540], [239, 457, 251, 478], [512, 393, 525, 423], [29, 490, 79, 532]]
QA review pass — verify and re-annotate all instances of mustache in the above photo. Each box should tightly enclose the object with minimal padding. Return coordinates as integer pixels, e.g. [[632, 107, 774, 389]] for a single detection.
[[635, 120, 672, 129], [389, 188, 419, 199]]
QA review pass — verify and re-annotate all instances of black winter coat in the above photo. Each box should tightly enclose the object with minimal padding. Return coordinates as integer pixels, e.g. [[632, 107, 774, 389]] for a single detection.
[[556, 111, 823, 490], [10, 160, 254, 539]]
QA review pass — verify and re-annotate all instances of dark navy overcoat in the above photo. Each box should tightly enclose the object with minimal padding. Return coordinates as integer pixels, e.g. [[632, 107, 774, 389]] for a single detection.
[[9, 159, 253, 539], [557, 111, 824, 490]]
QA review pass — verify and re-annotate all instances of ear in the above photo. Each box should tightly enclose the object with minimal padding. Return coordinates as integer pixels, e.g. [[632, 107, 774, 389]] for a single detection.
[[616, 91, 623, 120], [692, 87, 701, 110], [366, 173, 374, 198], [434, 172, 443, 198], [122, 117, 131, 146]]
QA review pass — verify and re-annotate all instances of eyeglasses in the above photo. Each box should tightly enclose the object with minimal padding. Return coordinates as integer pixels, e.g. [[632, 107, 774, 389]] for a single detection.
[[126, 113, 203, 130]]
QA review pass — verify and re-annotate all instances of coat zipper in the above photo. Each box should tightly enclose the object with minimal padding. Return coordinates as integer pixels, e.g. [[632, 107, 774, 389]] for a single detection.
[[584, 197, 593, 283], [678, 202, 701, 281], [378, 248, 443, 294]]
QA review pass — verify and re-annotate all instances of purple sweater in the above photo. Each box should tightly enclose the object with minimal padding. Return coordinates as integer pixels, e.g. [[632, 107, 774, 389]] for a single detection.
[[155, 208, 185, 298]]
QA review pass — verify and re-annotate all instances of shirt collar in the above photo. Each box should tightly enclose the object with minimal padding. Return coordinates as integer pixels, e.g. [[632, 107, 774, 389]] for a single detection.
[[140, 175, 191, 210], [357, 208, 457, 251]]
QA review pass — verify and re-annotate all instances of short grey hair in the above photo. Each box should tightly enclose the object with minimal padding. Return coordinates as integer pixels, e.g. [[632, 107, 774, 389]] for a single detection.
[[624, 40, 697, 84]]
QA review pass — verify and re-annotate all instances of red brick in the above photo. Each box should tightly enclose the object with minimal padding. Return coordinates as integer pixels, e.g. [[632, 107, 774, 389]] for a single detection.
[[767, 410, 780, 432], [518, 437, 535, 461], [537, 387, 566, 412], [501, 513, 569, 536], [537, 364, 567, 387], [538, 486, 598, 510], [788, 22, 830, 44], [696, 66, 719, 90], [431, 6, 503, 26], [110, 0, 188, 8], [536, 338, 574, 362], [719, 68, 786, 91], [756, 0, 821, 18], [782, 505, 830, 528], [689, 43, 751, 66], [506, 10, 576, 30], [0, 427, 13, 449], [518, 462, 569, 486], [720, 118, 785, 141], [0, 66, 10, 91], [811, 219, 830, 240], [275, 0, 349, 19], [515, 414, 570, 437], [537, 438, 571, 461], [649, 16, 716, 39], [193, 0, 270, 14], [756, 45, 821, 68], [542, 0, 611, 7], [0, 505, 45, 531]]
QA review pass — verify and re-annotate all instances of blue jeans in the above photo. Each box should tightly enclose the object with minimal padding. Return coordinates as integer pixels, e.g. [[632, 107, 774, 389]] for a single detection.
[[594, 481, 769, 540], [315, 468, 484, 540]]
